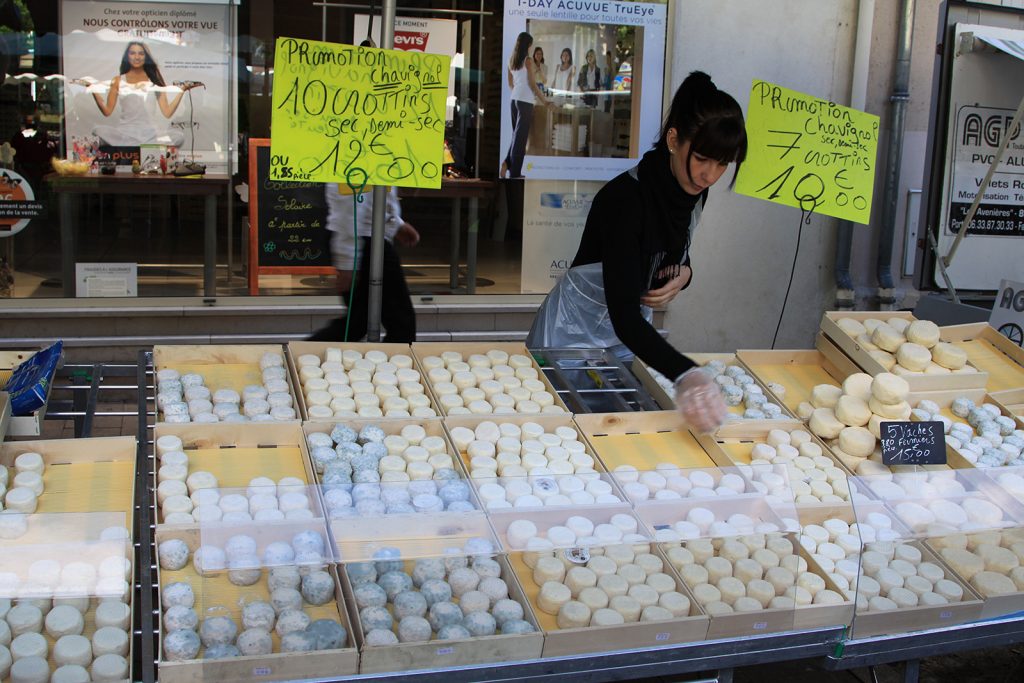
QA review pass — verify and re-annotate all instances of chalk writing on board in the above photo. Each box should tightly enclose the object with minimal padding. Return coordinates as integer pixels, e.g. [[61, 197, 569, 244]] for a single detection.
[[880, 421, 947, 466], [735, 80, 880, 224], [278, 248, 324, 262], [269, 37, 450, 189]]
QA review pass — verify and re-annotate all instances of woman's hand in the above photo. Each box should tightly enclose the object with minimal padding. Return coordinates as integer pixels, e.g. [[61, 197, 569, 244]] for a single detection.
[[395, 222, 420, 247], [674, 368, 727, 434], [640, 265, 691, 307]]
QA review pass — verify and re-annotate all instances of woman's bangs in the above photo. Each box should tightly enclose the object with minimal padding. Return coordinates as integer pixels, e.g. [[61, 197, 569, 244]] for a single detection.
[[691, 117, 747, 165]]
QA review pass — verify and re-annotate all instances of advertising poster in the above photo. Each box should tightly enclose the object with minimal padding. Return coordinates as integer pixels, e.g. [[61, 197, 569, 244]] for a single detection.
[[945, 104, 1024, 237], [60, 0, 233, 170], [500, 0, 666, 181], [989, 279, 1024, 347], [520, 179, 602, 293]]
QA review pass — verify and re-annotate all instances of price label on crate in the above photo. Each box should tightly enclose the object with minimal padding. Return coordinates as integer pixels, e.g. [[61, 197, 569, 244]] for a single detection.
[[880, 421, 947, 466]]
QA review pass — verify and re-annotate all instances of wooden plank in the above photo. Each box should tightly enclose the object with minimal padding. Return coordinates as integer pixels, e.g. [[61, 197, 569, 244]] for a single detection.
[[940, 323, 1024, 392]]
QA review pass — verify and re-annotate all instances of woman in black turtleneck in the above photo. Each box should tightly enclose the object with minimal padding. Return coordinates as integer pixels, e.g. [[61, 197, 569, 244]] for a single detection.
[[527, 72, 747, 432]]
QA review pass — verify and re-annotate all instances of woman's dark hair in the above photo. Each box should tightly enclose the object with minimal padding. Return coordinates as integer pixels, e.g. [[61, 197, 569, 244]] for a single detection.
[[560, 48, 573, 65], [659, 71, 747, 187], [585, 49, 596, 62], [532, 47, 544, 64], [119, 41, 166, 87], [509, 32, 533, 71]]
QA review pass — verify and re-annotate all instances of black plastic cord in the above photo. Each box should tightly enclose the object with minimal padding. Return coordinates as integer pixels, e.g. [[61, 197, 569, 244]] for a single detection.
[[771, 210, 808, 349]]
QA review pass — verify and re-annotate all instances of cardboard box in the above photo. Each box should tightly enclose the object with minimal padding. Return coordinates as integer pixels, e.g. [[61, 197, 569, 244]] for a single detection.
[[737, 338, 863, 414], [572, 411, 718, 471], [849, 540, 983, 638], [286, 341, 440, 420], [632, 353, 798, 424], [341, 554, 544, 672], [411, 342, 570, 415], [0, 436, 137, 518], [443, 414, 629, 511], [507, 545, 709, 657], [152, 422, 320, 525], [819, 312, 989, 392], [153, 344, 299, 424], [939, 322, 1024, 393], [155, 526, 359, 683], [0, 348, 60, 437]]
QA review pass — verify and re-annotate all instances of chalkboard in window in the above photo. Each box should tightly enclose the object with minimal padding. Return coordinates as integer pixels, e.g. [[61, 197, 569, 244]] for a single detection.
[[247, 138, 333, 294], [880, 421, 947, 466]]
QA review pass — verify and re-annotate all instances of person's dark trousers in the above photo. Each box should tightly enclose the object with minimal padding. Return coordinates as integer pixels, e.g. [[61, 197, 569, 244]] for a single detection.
[[309, 238, 416, 342], [505, 99, 534, 177]]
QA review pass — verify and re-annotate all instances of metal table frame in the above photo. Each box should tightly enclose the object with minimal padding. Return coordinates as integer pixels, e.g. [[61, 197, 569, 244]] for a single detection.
[[531, 347, 662, 414], [20, 351, 1024, 683]]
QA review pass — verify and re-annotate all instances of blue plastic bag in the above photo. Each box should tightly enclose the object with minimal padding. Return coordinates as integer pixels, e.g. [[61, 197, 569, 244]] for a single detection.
[[6, 340, 62, 416]]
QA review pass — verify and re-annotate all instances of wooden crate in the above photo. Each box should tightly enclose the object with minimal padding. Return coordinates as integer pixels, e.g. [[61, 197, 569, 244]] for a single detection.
[[632, 353, 797, 422], [737, 338, 864, 414], [849, 540, 983, 638], [508, 545, 709, 656], [819, 312, 989, 392], [330, 507, 495, 564], [924, 530, 1024, 620], [904, 387, 1021, 469], [939, 323, 1024, 393], [303, 417, 482, 512], [0, 348, 58, 437], [990, 388, 1024, 427], [411, 342, 571, 415], [342, 554, 544, 672], [152, 422, 320, 525], [443, 414, 629, 510], [572, 411, 718, 472], [155, 526, 358, 682], [153, 344, 299, 423], [694, 421, 866, 513], [286, 341, 440, 420], [0, 436, 137, 519]]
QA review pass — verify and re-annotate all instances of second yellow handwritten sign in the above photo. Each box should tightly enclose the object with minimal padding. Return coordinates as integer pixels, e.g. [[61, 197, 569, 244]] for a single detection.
[[734, 80, 879, 224], [270, 37, 450, 189]]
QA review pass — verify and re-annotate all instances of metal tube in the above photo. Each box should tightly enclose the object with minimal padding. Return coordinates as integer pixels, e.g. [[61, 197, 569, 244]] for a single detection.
[[876, 0, 915, 289], [365, 0, 396, 342]]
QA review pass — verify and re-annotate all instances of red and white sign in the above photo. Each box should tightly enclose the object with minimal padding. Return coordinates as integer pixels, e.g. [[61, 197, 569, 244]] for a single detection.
[[394, 31, 430, 51]]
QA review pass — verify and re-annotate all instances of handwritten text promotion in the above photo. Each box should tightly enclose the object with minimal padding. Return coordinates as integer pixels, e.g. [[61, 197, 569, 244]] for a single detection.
[[735, 80, 880, 224], [270, 37, 450, 189]]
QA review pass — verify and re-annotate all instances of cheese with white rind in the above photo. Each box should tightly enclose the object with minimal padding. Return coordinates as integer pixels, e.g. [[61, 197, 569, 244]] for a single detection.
[[871, 373, 910, 405], [835, 395, 872, 427], [932, 342, 968, 370]]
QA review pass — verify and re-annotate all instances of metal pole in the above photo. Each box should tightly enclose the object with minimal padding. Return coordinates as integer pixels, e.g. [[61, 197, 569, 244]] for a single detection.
[[944, 92, 1024, 267], [366, 0, 396, 342]]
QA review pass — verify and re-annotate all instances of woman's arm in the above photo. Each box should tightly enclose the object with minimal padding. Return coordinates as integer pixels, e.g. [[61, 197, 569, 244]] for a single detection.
[[507, 67, 513, 89], [92, 76, 119, 117], [157, 87, 187, 119]]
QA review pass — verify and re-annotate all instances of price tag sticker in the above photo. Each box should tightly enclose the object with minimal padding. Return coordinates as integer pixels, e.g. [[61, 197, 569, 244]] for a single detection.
[[436, 646, 455, 655], [655, 632, 670, 642], [253, 668, 272, 676], [753, 622, 768, 630], [564, 546, 591, 565]]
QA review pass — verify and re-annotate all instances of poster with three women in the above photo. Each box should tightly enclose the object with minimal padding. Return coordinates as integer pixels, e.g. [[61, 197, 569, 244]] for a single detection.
[[500, 0, 666, 181], [60, 0, 233, 171]]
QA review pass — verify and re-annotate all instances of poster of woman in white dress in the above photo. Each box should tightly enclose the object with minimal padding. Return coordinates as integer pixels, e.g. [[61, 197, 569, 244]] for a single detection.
[[60, 0, 233, 170]]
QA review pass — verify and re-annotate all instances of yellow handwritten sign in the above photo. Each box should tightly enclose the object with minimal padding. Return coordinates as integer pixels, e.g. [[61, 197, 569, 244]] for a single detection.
[[269, 37, 450, 189], [735, 80, 879, 224]]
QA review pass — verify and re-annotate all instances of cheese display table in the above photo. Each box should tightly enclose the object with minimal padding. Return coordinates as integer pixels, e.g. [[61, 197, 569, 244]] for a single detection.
[[8, 324, 1024, 683]]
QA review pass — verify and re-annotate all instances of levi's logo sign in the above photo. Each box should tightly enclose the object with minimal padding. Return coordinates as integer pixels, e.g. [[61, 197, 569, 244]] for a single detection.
[[394, 31, 428, 50]]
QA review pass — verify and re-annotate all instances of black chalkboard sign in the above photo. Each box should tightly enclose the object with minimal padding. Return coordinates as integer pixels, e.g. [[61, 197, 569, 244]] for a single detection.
[[880, 421, 947, 466], [248, 139, 334, 294]]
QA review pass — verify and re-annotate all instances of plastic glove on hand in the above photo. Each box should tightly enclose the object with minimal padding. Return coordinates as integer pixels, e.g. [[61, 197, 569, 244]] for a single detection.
[[674, 368, 727, 434]]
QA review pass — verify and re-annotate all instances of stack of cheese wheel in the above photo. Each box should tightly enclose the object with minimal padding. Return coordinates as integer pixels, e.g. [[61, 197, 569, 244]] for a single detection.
[[936, 398, 1024, 468], [155, 351, 296, 423], [798, 512, 901, 603], [347, 554, 536, 644], [833, 317, 978, 377], [295, 348, 436, 420], [524, 537, 691, 627], [2, 451, 46, 520], [158, 533, 349, 661], [645, 360, 787, 420], [930, 529, 1024, 597], [805, 372, 913, 467], [501, 513, 647, 553], [309, 423, 477, 517], [742, 428, 865, 505], [419, 351, 564, 415], [645, 506, 793, 545], [448, 421, 618, 510], [862, 469, 967, 503], [889, 493, 1008, 534], [611, 464, 750, 504], [663, 532, 843, 615], [856, 539, 966, 612]]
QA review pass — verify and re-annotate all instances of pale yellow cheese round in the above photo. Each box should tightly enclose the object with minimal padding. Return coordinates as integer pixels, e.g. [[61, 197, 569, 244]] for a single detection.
[[871, 373, 910, 404], [839, 427, 876, 458], [869, 350, 898, 371], [871, 324, 905, 352], [810, 384, 844, 410], [906, 320, 940, 348], [842, 373, 875, 402], [868, 397, 911, 420], [835, 395, 871, 427], [810, 408, 844, 439], [896, 343, 931, 372], [537, 582, 572, 615], [932, 342, 967, 370]]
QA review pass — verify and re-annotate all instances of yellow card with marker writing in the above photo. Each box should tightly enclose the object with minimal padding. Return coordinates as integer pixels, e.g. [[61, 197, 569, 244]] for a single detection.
[[734, 80, 879, 224], [270, 36, 450, 189]]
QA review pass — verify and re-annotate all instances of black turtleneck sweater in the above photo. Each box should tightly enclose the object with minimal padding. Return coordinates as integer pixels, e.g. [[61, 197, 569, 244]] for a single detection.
[[571, 149, 705, 380]]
